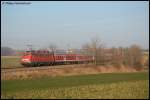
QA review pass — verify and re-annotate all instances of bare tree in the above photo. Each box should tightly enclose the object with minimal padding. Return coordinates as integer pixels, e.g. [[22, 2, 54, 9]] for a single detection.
[[129, 45, 143, 68], [81, 43, 92, 55], [145, 58, 149, 67], [82, 37, 104, 66], [110, 47, 124, 67], [119, 45, 143, 69]]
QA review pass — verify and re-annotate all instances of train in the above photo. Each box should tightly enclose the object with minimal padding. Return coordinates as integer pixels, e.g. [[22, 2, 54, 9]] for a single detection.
[[21, 50, 95, 67]]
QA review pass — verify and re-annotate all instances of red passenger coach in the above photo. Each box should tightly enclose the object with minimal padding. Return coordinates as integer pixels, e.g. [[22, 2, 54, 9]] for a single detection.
[[76, 54, 93, 63], [66, 54, 77, 63], [54, 54, 66, 64]]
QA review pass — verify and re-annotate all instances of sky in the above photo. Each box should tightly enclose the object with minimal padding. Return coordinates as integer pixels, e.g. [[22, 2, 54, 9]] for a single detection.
[[1, 1, 149, 50]]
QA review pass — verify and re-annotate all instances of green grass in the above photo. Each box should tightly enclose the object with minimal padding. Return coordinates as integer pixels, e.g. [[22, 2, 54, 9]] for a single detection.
[[1, 80, 149, 99], [1, 72, 149, 99], [1, 56, 23, 68]]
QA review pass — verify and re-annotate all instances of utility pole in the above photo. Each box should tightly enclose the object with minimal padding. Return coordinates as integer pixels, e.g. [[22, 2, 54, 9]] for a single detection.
[[66, 44, 70, 54]]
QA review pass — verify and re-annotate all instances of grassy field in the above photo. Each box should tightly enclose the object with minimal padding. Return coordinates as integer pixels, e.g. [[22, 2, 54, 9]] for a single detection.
[[1, 56, 23, 68], [1, 72, 149, 99]]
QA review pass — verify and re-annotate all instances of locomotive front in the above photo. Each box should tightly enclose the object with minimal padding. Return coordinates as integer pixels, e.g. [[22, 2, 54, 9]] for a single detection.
[[21, 51, 32, 66]]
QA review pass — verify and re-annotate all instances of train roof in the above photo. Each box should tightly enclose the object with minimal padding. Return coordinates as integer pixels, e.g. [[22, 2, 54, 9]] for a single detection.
[[24, 49, 94, 56]]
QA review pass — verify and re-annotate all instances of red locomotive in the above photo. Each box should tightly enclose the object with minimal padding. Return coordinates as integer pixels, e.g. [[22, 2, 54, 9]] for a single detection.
[[21, 50, 94, 67]]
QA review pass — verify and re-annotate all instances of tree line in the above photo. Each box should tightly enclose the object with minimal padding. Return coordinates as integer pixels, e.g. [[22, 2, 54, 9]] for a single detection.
[[82, 37, 149, 69], [1, 40, 149, 69]]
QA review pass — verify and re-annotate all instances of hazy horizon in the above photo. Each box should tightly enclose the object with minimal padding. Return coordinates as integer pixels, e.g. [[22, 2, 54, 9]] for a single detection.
[[1, 1, 149, 50]]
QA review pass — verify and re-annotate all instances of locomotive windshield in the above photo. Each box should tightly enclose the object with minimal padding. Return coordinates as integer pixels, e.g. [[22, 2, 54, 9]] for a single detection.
[[23, 50, 53, 56]]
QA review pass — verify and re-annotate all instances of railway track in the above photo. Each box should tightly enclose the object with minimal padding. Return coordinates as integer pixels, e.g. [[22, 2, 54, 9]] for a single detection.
[[1, 66, 52, 73], [1, 64, 88, 74], [1, 66, 62, 74]]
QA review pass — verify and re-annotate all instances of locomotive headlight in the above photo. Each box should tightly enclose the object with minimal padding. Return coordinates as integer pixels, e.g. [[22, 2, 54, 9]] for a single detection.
[[22, 58, 31, 62]]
